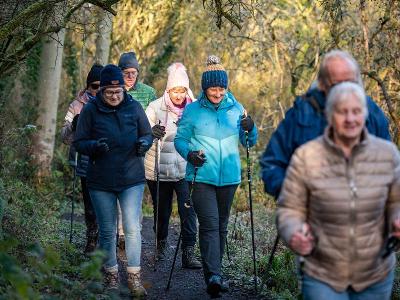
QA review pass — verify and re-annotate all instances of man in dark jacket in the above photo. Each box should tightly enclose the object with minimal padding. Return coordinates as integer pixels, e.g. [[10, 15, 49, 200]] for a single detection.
[[260, 50, 390, 199]]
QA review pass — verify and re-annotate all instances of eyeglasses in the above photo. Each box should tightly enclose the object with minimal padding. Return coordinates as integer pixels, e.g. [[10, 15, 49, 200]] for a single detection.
[[103, 89, 124, 97], [90, 83, 100, 90], [123, 71, 138, 78]]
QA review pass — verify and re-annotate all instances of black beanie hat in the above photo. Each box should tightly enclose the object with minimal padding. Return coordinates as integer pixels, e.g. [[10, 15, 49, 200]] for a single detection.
[[100, 64, 124, 88], [118, 52, 140, 71], [86, 64, 103, 87]]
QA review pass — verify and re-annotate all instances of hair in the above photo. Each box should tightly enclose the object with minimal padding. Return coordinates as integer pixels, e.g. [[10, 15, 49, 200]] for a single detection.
[[325, 82, 368, 124], [318, 50, 363, 88]]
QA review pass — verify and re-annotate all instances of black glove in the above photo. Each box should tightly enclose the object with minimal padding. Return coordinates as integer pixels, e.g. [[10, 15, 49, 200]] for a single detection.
[[152, 124, 166, 139], [240, 115, 254, 131], [187, 151, 207, 167], [136, 139, 151, 156], [72, 114, 79, 131], [381, 236, 400, 258], [94, 137, 109, 154]]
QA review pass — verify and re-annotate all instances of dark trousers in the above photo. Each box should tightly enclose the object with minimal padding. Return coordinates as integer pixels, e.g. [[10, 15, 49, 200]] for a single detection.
[[81, 177, 97, 232], [147, 179, 197, 247], [191, 182, 238, 283]]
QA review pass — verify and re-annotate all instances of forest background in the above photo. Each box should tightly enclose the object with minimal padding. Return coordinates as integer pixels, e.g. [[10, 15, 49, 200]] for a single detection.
[[0, 0, 400, 299]]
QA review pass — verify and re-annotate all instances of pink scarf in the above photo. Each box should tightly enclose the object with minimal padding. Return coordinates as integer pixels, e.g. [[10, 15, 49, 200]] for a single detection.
[[163, 91, 193, 119]]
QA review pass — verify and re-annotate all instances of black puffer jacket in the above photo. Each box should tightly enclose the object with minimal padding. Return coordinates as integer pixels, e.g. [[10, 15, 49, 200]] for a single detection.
[[74, 92, 152, 192]]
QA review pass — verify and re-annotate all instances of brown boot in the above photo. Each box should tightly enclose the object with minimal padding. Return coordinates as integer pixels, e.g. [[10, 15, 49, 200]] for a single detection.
[[127, 270, 147, 298], [182, 246, 202, 269], [103, 266, 119, 291]]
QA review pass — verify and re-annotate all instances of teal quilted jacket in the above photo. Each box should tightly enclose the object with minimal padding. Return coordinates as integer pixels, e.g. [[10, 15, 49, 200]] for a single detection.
[[174, 92, 257, 186]]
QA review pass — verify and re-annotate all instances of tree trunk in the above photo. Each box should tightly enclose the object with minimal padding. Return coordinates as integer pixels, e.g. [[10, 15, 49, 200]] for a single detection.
[[33, 29, 65, 178], [95, 9, 113, 65]]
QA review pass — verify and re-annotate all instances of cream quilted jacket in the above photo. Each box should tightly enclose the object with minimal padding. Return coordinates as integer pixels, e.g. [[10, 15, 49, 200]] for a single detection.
[[277, 127, 400, 292], [144, 96, 187, 181]]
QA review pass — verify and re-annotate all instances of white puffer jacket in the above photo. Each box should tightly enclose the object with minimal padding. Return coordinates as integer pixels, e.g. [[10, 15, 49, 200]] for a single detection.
[[144, 96, 189, 181]]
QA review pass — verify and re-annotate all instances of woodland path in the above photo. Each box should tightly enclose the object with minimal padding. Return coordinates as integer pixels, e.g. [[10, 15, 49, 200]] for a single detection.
[[116, 217, 260, 300]]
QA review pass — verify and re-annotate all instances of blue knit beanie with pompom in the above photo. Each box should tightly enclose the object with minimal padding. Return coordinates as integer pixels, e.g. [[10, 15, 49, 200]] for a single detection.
[[201, 55, 228, 91]]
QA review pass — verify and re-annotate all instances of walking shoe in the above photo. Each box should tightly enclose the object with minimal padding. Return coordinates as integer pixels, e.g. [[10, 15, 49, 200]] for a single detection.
[[127, 271, 147, 298], [221, 278, 229, 293], [182, 246, 202, 269], [103, 268, 119, 291], [156, 239, 168, 260], [84, 227, 98, 254], [206, 275, 222, 297]]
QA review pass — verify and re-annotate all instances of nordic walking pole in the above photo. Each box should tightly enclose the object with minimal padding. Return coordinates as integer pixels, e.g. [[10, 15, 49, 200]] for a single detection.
[[226, 236, 231, 262], [265, 235, 279, 284], [69, 152, 78, 243], [154, 124, 161, 271], [245, 131, 258, 294], [166, 167, 199, 290]]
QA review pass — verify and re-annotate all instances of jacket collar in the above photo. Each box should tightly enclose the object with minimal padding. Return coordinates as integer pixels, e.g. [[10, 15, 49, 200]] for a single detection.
[[323, 126, 369, 157], [76, 90, 92, 104], [306, 87, 326, 111], [198, 91, 236, 110]]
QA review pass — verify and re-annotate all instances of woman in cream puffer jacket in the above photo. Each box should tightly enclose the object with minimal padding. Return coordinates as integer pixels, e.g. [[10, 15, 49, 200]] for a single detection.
[[277, 82, 400, 299], [144, 62, 201, 269]]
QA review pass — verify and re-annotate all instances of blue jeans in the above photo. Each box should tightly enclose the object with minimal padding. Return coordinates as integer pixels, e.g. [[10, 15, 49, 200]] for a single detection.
[[302, 270, 394, 300], [89, 184, 144, 269]]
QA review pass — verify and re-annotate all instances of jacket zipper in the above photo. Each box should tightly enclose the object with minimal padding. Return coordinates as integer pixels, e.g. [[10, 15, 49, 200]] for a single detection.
[[217, 111, 222, 186], [346, 156, 357, 284]]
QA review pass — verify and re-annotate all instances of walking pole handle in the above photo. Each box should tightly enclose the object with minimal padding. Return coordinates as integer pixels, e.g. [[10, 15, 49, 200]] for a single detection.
[[184, 167, 198, 208]]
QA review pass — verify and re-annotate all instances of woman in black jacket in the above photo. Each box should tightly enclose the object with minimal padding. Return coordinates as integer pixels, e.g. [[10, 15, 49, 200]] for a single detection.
[[74, 64, 152, 298]]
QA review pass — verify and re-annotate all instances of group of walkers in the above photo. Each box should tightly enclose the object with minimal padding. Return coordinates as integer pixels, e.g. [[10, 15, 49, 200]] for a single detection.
[[62, 53, 257, 298], [62, 48, 400, 300]]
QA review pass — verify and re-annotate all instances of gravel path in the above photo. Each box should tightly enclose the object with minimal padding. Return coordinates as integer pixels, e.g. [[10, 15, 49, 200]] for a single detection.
[[117, 217, 259, 300]]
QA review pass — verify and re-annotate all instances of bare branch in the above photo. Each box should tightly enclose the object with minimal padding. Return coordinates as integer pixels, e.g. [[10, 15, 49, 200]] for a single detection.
[[365, 70, 400, 143], [87, 0, 118, 15], [0, 0, 61, 42]]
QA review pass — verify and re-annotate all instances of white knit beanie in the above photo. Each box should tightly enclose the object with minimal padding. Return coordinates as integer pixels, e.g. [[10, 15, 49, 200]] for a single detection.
[[166, 62, 190, 91]]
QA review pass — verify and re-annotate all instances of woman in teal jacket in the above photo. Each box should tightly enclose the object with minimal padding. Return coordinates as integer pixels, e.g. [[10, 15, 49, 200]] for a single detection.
[[174, 55, 257, 297]]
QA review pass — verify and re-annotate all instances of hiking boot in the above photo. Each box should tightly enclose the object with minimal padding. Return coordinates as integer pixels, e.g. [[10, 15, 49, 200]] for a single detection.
[[156, 239, 168, 260], [207, 275, 222, 297], [103, 267, 119, 291], [182, 246, 202, 269], [84, 227, 98, 254], [127, 271, 147, 298]]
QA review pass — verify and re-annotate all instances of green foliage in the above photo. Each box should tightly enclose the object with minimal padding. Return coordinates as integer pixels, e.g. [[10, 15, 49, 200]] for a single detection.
[[0, 56, 105, 298], [0, 237, 105, 300], [63, 38, 80, 99], [222, 203, 301, 299]]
